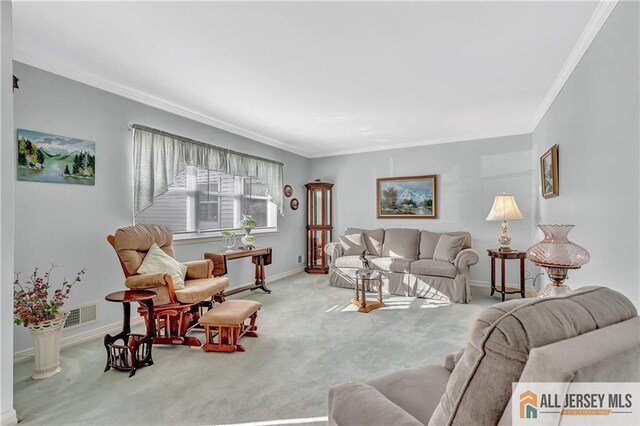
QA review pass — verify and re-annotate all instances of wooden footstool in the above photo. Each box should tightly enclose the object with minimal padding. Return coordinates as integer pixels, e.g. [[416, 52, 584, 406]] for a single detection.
[[198, 300, 261, 353]]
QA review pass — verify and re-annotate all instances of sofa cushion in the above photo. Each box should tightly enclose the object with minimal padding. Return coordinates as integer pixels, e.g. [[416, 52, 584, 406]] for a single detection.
[[335, 255, 370, 269], [418, 231, 441, 259], [419, 231, 472, 260], [382, 228, 420, 259], [429, 286, 638, 426], [346, 228, 385, 256], [339, 232, 366, 256], [174, 276, 229, 304], [411, 259, 457, 278], [370, 257, 413, 273], [433, 234, 466, 263]]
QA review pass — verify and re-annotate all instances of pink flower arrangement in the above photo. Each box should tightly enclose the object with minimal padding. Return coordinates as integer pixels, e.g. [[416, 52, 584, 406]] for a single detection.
[[13, 266, 86, 327]]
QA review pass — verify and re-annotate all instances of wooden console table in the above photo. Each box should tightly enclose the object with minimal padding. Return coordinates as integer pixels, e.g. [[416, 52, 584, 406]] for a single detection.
[[205, 247, 272, 296], [487, 249, 526, 302]]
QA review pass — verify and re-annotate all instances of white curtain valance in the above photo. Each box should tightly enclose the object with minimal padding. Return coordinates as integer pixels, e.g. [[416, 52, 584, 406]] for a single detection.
[[132, 125, 284, 216]]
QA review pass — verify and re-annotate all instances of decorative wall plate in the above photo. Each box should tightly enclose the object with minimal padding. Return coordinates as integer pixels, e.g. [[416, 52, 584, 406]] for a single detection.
[[290, 198, 299, 210], [283, 184, 293, 197]]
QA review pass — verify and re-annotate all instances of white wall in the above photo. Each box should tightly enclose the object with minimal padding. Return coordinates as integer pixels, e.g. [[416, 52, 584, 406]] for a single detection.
[[309, 134, 537, 285], [532, 1, 640, 305], [12, 62, 310, 353], [0, 1, 17, 424]]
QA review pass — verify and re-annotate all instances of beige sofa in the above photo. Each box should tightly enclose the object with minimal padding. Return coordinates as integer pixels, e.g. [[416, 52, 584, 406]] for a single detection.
[[325, 228, 479, 303], [328, 286, 640, 425]]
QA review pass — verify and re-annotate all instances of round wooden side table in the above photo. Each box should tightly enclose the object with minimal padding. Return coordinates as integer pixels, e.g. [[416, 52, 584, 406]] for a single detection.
[[487, 249, 527, 302], [104, 290, 156, 377]]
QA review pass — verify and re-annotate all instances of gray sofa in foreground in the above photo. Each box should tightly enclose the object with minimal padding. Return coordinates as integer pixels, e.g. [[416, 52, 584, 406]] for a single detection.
[[325, 228, 479, 303], [328, 286, 640, 425]]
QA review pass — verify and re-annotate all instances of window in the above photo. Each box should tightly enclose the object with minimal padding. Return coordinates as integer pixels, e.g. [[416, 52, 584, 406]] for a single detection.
[[135, 166, 277, 235]]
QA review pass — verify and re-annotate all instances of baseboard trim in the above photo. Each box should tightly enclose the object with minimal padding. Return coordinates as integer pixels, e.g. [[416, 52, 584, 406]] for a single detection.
[[1, 409, 18, 426], [13, 316, 145, 364], [471, 280, 537, 298], [228, 267, 305, 291], [470, 280, 490, 288], [13, 267, 305, 362]]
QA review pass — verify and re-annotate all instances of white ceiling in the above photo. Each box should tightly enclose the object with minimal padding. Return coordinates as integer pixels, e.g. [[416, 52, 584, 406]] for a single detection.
[[13, 1, 606, 158]]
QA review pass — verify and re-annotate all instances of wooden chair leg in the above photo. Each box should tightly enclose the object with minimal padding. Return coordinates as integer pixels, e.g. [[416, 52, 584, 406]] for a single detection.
[[245, 313, 259, 337]]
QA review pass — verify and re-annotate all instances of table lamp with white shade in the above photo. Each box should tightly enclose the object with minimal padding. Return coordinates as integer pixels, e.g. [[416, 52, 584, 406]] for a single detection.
[[486, 193, 524, 252]]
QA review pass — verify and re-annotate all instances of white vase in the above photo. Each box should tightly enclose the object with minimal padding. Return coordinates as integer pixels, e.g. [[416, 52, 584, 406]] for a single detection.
[[27, 311, 69, 380]]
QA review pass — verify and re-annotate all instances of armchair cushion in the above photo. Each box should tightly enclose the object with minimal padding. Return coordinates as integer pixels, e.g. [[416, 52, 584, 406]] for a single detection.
[[367, 365, 451, 425], [338, 232, 365, 256], [113, 224, 175, 275], [137, 243, 188, 290], [329, 382, 422, 426], [184, 260, 213, 280], [124, 272, 169, 289], [433, 234, 466, 263], [174, 277, 229, 304]]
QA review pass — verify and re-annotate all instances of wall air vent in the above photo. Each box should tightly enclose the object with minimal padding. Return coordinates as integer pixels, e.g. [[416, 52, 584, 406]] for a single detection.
[[63, 302, 99, 329]]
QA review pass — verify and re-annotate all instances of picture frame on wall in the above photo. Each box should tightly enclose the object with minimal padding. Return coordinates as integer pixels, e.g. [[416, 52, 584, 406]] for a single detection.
[[376, 174, 438, 219], [17, 129, 96, 186], [540, 144, 559, 199]]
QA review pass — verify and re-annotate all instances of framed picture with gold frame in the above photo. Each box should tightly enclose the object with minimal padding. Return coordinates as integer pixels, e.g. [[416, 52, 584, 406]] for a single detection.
[[540, 144, 559, 199], [376, 174, 438, 219]]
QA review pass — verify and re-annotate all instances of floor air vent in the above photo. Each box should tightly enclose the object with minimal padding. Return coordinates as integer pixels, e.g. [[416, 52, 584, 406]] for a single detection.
[[64, 303, 98, 329]]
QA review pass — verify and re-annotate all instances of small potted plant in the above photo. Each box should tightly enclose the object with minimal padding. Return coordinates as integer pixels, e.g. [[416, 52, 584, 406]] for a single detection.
[[240, 215, 258, 249], [14, 266, 85, 379]]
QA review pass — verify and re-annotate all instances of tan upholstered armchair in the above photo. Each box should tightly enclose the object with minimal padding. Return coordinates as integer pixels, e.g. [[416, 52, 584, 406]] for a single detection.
[[107, 224, 229, 346]]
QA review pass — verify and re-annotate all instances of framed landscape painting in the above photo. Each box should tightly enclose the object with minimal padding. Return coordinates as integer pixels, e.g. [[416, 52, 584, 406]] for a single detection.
[[17, 129, 95, 186], [376, 175, 438, 219], [540, 144, 558, 199]]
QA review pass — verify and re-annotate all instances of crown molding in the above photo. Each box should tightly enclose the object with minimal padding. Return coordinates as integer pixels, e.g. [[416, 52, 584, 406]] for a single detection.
[[15, 1, 615, 160], [308, 129, 532, 158], [14, 52, 532, 159], [12, 55, 311, 158], [528, 0, 618, 131]]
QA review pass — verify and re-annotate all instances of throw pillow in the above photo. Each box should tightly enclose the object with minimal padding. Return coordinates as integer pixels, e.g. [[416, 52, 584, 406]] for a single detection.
[[433, 234, 466, 263], [339, 233, 365, 256], [137, 242, 188, 290]]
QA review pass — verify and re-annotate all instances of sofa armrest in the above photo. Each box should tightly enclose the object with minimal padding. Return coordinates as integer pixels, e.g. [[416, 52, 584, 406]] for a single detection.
[[329, 382, 422, 426], [325, 242, 343, 265], [125, 273, 170, 289], [454, 248, 479, 273], [184, 259, 213, 279]]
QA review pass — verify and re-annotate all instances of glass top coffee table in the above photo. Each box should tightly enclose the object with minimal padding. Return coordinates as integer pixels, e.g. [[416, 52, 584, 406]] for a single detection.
[[351, 269, 385, 313]]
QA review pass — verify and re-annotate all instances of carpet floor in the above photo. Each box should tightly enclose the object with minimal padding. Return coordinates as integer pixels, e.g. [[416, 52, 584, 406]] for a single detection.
[[13, 273, 497, 425]]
